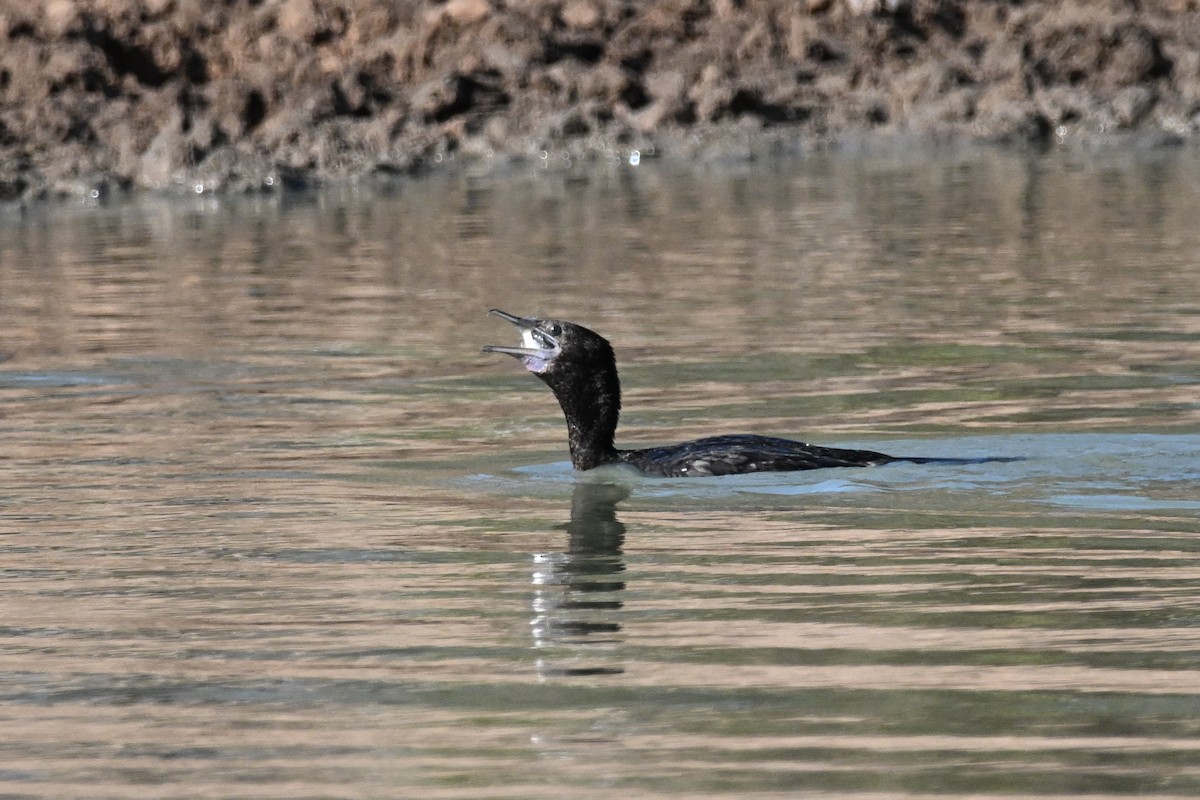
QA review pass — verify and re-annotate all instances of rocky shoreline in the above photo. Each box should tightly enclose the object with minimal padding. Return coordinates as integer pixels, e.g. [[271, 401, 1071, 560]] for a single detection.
[[2, 0, 1198, 200]]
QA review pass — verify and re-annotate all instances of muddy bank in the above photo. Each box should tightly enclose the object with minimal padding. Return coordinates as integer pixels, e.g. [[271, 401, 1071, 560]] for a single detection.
[[1, 0, 1198, 199]]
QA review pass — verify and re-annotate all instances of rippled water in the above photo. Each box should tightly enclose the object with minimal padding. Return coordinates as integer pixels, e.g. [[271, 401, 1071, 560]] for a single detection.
[[2, 148, 1200, 798]]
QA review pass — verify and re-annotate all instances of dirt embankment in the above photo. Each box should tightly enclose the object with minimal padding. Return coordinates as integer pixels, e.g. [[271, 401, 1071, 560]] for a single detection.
[[1, 0, 1198, 199]]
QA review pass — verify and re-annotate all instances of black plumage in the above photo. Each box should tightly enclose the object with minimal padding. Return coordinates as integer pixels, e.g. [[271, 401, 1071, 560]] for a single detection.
[[620, 434, 895, 477], [482, 310, 985, 477]]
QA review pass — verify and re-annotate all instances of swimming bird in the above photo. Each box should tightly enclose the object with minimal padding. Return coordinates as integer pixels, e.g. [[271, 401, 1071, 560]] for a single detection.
[[483, 309, 977, 477]]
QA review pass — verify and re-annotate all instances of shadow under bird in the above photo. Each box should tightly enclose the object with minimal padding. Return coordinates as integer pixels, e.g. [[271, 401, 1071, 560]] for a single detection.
[[483, 309, 1003, 477]]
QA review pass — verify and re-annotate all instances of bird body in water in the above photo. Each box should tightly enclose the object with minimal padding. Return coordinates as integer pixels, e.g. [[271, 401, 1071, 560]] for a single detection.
[[483, 309, 989, 477]]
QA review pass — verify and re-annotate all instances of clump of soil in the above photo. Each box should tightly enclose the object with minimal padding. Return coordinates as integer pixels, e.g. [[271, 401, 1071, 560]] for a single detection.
[[1, 0, 1198, 199]]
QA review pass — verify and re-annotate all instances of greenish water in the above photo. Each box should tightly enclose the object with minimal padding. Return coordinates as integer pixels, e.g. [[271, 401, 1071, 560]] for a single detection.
[[1, 148, 1199, 798]]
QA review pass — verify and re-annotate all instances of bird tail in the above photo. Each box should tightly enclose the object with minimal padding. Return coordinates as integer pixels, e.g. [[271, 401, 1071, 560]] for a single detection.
[[896, 456, 1024, 465]]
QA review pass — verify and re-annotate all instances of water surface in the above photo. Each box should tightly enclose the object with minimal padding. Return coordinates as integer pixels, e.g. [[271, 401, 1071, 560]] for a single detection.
[[2, 148, 1199, 798]]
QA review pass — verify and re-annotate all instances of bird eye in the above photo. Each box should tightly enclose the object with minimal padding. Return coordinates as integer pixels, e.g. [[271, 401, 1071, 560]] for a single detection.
[[547, 323, 562, 337]]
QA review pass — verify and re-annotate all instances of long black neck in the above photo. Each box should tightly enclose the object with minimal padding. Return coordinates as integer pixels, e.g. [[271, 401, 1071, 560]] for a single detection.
[[538, 352, 622, 471]]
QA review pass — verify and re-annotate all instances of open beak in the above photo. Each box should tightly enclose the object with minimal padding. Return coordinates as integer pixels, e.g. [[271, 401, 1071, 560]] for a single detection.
[[482, 309, 560, 372]]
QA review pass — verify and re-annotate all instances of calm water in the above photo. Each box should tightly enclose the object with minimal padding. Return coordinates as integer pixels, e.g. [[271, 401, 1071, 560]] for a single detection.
[[2, 148, 1200, 798]]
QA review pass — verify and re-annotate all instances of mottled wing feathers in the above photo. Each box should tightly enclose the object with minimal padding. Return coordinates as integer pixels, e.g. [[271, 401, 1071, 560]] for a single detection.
[[621, 434, 896, 478]]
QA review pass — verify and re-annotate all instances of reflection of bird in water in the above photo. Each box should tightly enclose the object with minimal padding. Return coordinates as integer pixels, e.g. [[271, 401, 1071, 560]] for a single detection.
[[531, 481, 629, 678], [485, 310, 1013, 476]]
